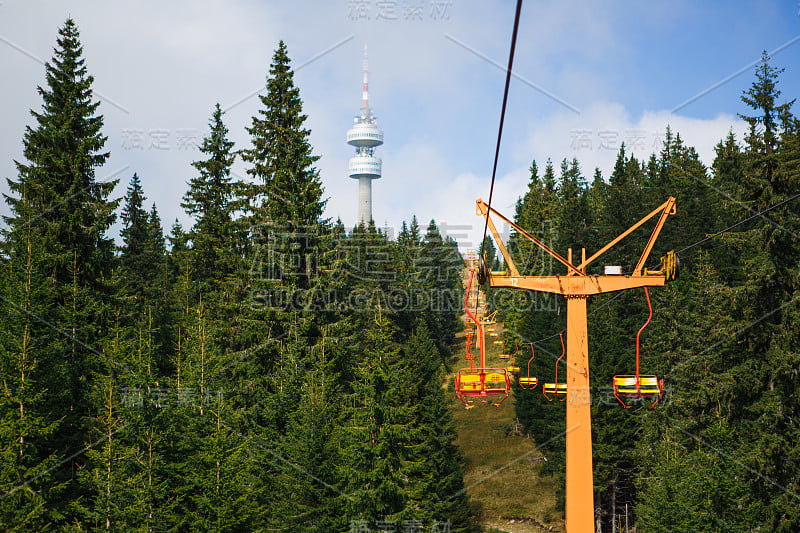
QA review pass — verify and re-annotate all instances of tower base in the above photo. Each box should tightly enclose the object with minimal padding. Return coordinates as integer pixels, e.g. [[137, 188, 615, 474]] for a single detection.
[[358, 175, 373, 225]]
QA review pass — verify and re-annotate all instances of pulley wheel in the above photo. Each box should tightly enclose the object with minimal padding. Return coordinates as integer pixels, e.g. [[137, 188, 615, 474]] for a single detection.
[[477, 253, 490, 285]]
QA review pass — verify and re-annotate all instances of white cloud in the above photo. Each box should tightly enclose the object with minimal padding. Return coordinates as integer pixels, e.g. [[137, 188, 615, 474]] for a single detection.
[[521, 101, 749, 179]]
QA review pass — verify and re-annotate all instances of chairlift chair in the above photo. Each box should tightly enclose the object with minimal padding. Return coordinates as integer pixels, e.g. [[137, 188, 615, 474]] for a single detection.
[[543, 334, 567, 401], [518, 343, 538, 390], [499, 338, 510, 359], [464, 330, 476, 370], [504, 340, 520, 373], [612, 287, 664, 409], [454, 269, 511, 408]]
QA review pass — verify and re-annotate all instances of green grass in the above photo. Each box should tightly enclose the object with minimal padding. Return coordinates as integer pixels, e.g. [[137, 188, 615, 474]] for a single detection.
[[449, 325, 565, 533]]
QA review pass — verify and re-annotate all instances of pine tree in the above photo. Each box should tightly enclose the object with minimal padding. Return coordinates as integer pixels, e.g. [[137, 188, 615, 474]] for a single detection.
[[120, 174, 153, 299], [279, 329, 345, 532], [235, 41, 346, 529], [404, 325, 478, 531], [0, 196, 62, 529], [182, 103, 239, 292], [338, 310, 411, 527], [556, 158, 595, 256], [241, 41, 326, 227], [417, 220, 462, 359], [2, 18, 119, 523], [732, 53, 800, 529]]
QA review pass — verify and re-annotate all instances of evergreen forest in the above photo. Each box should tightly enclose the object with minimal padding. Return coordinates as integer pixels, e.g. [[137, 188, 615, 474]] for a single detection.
[[1, 18, 799, 533]]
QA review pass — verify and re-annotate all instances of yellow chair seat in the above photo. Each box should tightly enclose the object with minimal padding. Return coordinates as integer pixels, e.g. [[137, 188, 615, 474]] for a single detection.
[[484, 372, 508, 392], [458, 373, 481, 392], [614, 375, 661, 395], [544, 383, 567, 395]]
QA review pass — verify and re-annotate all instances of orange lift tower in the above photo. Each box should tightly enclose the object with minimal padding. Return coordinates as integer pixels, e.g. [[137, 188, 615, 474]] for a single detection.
[[476, 196, 679, 533]]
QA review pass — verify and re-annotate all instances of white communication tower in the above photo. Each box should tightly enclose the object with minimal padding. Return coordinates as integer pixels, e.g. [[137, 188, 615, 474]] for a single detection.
[[346, 43, 383, 225]]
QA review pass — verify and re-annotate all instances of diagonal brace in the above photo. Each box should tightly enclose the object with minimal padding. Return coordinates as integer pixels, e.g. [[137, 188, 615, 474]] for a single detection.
[[573, 197, 676, 275], [477, 198, 583, 277]]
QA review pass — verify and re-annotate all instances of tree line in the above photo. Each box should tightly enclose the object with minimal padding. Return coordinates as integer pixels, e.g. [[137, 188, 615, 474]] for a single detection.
[[0, 19, 477, 532]]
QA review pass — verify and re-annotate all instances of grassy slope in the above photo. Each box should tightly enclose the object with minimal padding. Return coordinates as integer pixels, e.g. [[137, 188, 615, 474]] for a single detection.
[[449, 325, 565, 533]]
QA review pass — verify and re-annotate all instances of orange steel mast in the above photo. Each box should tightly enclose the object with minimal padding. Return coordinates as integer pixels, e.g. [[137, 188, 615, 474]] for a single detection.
[[476, 196, 677, 533]]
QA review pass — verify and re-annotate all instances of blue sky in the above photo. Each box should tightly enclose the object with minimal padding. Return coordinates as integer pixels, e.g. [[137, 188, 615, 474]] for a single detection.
[[2, 1, 799, 249]]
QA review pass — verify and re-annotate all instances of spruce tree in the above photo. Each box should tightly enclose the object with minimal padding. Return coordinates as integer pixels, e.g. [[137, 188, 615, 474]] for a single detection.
[[404, 325, 478, 531], [709, 132, 748, 279], [509, 160, 558, 277], [601, 145, 646, 269], [733, 53, 800, 529], [391, 220, 422, 336], [338, 310, 410, 527], [417, 220, 462, 359], [0, 199, 62, 529], [240, 40, 331, 321], [118, 176, 169, 373], [236, 41, 345, 529], [647, 128, 716, 261], [2, 18, 119, 523], [120, 174, 152, 299], [635, 258, 751, 531], [279, 329, 345, 532], [241, 41, 326, 227], [503, 159, 561, 334], [182, 103, 239, 291], [635, 56, 800, 530], [506, 159, 564, 490], [556, 158, 594, 254]]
